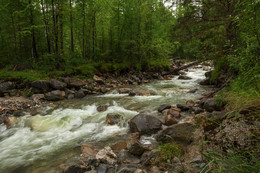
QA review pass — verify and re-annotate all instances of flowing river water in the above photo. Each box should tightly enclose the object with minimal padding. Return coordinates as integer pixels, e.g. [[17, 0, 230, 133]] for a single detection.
[[0, 67, 212, 173]]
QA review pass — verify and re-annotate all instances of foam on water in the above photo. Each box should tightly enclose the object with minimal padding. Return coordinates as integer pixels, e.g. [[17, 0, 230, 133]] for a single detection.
[[0, 102, 137, 171], [0, 67, 212, 172]]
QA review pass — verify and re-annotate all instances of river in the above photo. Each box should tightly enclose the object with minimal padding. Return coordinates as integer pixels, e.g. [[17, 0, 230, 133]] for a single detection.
[[0, 67, 212, 173]]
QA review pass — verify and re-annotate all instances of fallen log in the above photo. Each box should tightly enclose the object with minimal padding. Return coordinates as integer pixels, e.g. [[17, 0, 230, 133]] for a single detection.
[[164, 61, 201, 76]]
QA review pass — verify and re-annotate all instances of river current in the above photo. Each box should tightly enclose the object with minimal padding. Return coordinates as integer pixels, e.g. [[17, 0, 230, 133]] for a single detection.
[[0, 67, 212, 173]]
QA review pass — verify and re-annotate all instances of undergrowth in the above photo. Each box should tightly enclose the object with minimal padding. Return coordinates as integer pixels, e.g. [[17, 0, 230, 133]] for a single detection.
[[201, 150, 260, 173]]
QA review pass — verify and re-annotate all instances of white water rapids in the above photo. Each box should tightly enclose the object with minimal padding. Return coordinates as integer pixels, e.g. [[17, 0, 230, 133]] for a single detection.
[[0, 67, 212, 173]]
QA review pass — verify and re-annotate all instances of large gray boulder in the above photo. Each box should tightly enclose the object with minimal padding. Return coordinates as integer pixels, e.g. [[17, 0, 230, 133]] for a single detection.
[[156, 123, 195, 144], [129, 114, 162, 135], [31, 80, 50, 93], [49, 79, 67, 90]]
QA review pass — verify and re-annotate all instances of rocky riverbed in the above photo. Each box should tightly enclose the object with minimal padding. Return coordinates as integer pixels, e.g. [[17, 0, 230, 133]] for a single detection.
[[0, 61, 230, 173]]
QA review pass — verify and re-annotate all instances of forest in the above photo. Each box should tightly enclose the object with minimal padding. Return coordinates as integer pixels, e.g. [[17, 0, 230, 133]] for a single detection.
[[0, 0, 259, 83], [0, 0, 259, 172]]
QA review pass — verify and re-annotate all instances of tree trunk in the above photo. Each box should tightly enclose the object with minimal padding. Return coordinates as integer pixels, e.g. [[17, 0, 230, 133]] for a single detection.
[[82, 2, 86, 58], [69, 0, 74, 53], [41, 0, 51, 54], [52, 0, 59, 63], [59, 0, 64, 55], [29, 0, 39, 61]]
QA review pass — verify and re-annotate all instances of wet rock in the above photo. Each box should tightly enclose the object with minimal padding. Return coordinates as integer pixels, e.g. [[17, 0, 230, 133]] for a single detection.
[[178, 75, 192, 80], [96, 146, 117, 164], [45, 90, 65, 101], [177, 104, 190, 111], [164, 114, 178, 126], [61, 77, 85, 88], [75, 90, 85, 98], [0, 90, 3, 97], [129, 114, 162, 135], [118, 150, 140, 164], [81, 143, 100, 159], [31, 80, 50, 93], [49, 79, 67, 90], [106, 113, 123, 125], [188, 88, 198, 93], [97, 105, 108, 112], [93, 75, 104, 84], [127, 133, 146, 156], [156, 123, 195, 144], [117, 164, 139, 173], [111, 141, 127, 153], [31, 94, 45, 102], [64, 164, 88, 173], [158, 104, 171, 113], [118, 88, 131, 94]]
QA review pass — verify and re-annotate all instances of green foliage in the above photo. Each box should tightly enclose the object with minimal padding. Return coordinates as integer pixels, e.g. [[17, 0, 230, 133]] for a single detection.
[[0, 70, 47, 82], [201, 150, 260, 173], [157, 142, 181, 162], [22, 90, 32, 98]]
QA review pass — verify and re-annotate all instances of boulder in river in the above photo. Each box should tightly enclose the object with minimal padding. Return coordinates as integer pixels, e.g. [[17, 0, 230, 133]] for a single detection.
[[106, 113, 123, 125], [178, 75, 192, 80], [129, 114, 162, 135], [156, 123, 195, 144], [158, 104, 171, 113], [49, 79, 67, 90], [97, 105, 108, 112], [118, 88, 131, 94], [31, 80, 50, 93], [45, 90, 65, 101]]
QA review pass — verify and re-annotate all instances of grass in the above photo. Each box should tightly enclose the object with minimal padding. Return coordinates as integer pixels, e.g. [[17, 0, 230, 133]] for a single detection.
[[201, 150, 260, 173], [156, 142, 182, 162]]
